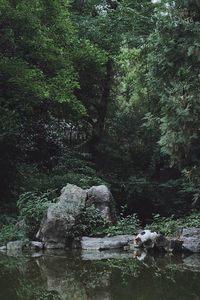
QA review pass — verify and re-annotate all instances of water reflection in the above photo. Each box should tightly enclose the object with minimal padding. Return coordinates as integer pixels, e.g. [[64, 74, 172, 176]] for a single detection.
[[0, 250, 200, 300]]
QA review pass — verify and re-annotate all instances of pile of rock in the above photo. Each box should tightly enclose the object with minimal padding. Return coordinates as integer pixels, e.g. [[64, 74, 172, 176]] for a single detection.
[[36, 184, 116, 249], [1, 183, 200, 256]]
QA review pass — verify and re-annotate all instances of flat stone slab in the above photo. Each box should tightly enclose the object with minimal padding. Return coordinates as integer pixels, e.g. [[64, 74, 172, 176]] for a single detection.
[[81, 235, 133, 250]]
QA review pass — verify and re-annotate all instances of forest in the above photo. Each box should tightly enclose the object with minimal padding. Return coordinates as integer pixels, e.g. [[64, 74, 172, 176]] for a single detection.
[[0, 0, 200, 242]]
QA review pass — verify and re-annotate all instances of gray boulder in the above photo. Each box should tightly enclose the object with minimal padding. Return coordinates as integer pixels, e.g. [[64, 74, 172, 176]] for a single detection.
[[86, 185, 115, 223], [36, 184, 87, 248], [36, 184, 116, 249], [180, 228, 200, 252], [81, 235, 133, 250]]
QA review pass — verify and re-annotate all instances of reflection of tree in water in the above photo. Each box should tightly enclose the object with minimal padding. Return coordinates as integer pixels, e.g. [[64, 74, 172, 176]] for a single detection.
[[1, 252, 200, 300]]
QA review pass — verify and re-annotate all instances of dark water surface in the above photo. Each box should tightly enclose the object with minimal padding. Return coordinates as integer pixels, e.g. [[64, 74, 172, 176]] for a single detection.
[[0, 250, 200, 300]]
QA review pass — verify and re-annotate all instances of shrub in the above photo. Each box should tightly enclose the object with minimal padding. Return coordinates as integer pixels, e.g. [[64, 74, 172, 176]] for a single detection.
[[145, 215, 181, 236], [72, 205, 107, 237], [17, 190, 56, 239], [0, 218, 26, 246], [146, 211, 200, 236], [101, 213, 140, 236], [73, 204, 140, 237]]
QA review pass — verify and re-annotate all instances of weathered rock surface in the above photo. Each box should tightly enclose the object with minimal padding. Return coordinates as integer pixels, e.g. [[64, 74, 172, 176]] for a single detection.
[[81, 235, 133, 250], [36, 184, 116, 249], [29, 241, 44, 251], [86, 185, 115, 223], [180, 228, 200, 252], [36, 184, 87, 247]]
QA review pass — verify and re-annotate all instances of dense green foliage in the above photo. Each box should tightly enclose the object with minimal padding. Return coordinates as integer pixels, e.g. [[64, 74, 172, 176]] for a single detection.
[[0, 0, 200, 238], [73, 205, 140, 237], [146, 211, 200, 236]]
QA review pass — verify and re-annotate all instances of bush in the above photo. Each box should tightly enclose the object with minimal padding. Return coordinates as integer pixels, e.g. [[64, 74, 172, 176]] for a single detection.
[[101, 213, 140, 236], [146, 211, 200, 236], [72, 205, 140, 237], [145, 215, 181, 236], [17, 190, 56, 239], [0, 218, 26, 246], [72, 205, 107, 237]]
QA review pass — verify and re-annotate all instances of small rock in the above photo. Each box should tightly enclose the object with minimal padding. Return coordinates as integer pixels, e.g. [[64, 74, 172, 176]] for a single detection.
[[155, 234, 168, 248], [31, 252, 43, 258], [0, 246, 7, 252], [30, 241, 44, 251]]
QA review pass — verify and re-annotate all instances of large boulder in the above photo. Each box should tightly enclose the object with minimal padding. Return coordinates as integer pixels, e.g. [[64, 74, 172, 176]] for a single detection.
[[36, 184, 116, 249], [36, 184, 87, 248], [86, 185, 115, 223], [81, 235, 133, 250], [180, 228, 200, 252]]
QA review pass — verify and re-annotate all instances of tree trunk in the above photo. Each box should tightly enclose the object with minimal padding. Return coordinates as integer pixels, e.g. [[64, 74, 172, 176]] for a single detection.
[[89, 58, 113, 158]]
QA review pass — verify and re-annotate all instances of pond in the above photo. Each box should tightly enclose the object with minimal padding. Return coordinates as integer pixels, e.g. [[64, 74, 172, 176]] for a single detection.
[[0, 250, 200, 300]]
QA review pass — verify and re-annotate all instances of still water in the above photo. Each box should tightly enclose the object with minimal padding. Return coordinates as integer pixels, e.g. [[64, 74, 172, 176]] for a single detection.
[[0, 250, 200, 300]]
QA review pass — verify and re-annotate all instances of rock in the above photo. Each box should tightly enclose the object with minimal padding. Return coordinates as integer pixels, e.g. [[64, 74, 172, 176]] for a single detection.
[[81, 235, 133, 250], [29, 241, 44, 251], [36, 184, 87, 247], [0, 246, 6, 252], [31, 252, 43, 258], [181, 228, 200, 237], [180, 228, 200, 252], [86, 185, 115, 223], [7, 241, 24, 256], [155, 234, 168, 248], [165, 238, 183, 252]]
